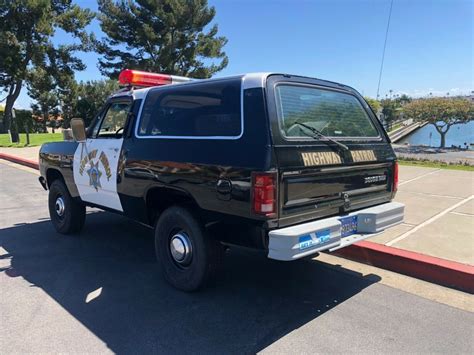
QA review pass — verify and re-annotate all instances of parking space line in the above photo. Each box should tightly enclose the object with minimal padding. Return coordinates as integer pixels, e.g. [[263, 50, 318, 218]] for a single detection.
[[400, 191, 463, 200], [386, 195, 474, 246], [449, 211, 473, 217], [399, 168, 441, 186]]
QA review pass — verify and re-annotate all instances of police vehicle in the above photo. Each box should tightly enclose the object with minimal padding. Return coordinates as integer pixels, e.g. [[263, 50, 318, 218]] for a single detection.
[[38, 70, 404, 291]]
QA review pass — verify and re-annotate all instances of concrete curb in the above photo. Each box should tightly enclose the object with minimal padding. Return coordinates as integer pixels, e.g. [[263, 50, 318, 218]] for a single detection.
[[2, 152, 473, 293], [0, 153, 39, 170], [333, 241, 474, 293]]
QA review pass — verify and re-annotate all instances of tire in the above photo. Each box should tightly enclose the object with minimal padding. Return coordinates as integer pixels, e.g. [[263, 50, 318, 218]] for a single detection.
[[155, 206, 223, 292], [48, 179, 86, 234]]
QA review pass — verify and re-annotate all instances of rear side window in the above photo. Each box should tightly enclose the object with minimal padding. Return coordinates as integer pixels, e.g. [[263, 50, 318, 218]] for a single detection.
[[276, 84, 379, 139], [137, 80, 242, 138]]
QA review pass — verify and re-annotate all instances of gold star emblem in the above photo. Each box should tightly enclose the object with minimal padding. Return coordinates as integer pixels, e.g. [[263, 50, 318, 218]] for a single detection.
[[87, 161, 102, 191]]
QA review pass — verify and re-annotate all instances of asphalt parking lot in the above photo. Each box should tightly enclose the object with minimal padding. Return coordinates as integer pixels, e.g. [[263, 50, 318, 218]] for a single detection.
[[0, 161, 473, 353]]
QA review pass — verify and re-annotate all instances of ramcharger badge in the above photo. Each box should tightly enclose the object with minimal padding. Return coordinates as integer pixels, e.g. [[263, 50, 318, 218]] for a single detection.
[[301, 152, 342, 166], [364, 175, 387, 184], [350, 150, 377, 162]]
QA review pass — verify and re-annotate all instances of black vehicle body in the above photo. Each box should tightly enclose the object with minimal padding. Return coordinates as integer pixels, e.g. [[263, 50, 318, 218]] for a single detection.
[[39, 73, 401, 260]]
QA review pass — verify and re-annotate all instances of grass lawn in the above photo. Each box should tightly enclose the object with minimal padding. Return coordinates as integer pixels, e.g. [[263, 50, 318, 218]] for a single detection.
[[388, 122, 403, 133], [399, 159, 474, 172], [0, 133, 63, 147]]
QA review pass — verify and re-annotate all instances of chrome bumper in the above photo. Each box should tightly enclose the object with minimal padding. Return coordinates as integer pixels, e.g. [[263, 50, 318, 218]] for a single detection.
[[268, 201, 404, 261]]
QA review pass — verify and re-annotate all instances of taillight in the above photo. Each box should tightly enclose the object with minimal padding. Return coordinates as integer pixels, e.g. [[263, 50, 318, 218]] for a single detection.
[[252, 172, 277, 217], [393, 161, 399, 192]]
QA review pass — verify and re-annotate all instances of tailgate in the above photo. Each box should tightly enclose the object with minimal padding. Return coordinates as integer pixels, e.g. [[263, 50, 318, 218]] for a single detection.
[[278, 157, 396, 227]]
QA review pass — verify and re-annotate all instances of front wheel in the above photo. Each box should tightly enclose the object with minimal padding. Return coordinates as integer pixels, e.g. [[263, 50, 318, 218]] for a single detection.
[[155, 206, 223, 292], [48, 179, 86, 234]]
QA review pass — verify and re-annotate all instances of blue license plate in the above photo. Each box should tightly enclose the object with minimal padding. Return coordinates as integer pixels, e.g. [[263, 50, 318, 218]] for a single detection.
[[339, 216, 358, 237]]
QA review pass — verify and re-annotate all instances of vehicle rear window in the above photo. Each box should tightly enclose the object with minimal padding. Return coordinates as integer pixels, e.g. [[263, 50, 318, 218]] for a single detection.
[[275, 84, 379, 139], [137, 80, 241, 138]]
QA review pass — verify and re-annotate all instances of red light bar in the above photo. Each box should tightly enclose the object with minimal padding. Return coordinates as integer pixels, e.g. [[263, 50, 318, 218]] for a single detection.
[[118, 69, 192, 87]]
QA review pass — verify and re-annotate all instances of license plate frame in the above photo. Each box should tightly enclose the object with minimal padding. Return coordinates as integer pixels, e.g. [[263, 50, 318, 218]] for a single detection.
[[339, 215, 358, 237]]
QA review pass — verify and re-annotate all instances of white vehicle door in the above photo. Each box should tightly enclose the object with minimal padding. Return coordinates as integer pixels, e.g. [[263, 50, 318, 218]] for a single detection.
[[73, 100, 132, 212]]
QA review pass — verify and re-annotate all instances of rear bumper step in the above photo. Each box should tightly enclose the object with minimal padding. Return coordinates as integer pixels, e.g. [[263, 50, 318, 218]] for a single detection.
[[268, 201, 404, 261]]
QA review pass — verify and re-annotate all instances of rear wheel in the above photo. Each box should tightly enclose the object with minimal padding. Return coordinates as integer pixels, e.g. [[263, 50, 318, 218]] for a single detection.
[[155, 206, 223, 291], [48, 179, 85, 234]]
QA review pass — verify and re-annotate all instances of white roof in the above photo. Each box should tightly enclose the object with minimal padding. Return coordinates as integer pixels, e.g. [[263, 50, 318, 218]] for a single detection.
[[110, 72, 273, 100]]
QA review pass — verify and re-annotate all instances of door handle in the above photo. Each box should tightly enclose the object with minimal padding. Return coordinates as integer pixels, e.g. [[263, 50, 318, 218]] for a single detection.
[[216, 179, 232, 201]]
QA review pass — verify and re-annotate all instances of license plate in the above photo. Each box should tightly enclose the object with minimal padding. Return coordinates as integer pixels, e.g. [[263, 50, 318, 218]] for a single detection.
[[339, 216, 358, 237]]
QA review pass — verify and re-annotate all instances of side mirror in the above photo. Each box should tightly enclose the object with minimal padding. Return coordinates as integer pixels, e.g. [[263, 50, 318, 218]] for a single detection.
[[70, 118, 87, 143]]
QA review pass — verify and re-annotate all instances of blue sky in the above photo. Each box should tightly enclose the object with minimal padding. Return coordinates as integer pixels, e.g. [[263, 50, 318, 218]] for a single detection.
[[15, 0, 473, 108]]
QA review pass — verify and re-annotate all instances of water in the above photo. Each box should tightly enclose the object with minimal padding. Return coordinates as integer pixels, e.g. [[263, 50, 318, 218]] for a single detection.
[[399, 121, 474, 149]]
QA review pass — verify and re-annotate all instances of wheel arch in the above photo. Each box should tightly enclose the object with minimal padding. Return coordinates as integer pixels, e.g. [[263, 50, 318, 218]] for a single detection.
[[46, 168, 65, 188], [45, 167, 81, 199], [145, 186, 202, 226]]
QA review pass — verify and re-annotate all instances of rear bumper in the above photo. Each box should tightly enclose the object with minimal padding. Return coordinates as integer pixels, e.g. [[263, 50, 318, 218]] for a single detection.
[[268, 201, 404, 261]]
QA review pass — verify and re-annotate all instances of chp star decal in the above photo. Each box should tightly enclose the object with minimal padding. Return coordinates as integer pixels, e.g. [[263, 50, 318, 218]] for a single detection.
[[87, 161, 102, 191], [79, 149, 113, 191]]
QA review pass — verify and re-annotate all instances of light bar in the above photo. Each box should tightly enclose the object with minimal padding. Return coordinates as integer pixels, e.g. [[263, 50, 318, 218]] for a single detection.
[[118, 69, 192, 87]]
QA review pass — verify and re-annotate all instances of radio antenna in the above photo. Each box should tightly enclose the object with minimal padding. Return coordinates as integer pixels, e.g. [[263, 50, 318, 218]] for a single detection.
[[376, 0, 394, 99]]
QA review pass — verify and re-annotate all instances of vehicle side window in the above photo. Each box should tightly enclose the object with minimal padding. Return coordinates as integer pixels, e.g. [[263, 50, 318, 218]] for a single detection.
[[88, 110, 106, 138], [137, 80, 241, 138], [97, 102, 132, 138]]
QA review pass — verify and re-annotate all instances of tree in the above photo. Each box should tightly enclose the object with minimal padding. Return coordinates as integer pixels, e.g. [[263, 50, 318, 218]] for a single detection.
[[0, 104, 4, 131], [15, 109, 38, 138], [396, 94, 411, 105], [72, 79, 119, 126], [403, 98, 474, 148], [364, 97, 381, 115], [0, 0, 94, 135], [58, 77, 79, 127], [28, 68, 59, 132], [380, 98, 404, 130], [97, 0, 228, 79]]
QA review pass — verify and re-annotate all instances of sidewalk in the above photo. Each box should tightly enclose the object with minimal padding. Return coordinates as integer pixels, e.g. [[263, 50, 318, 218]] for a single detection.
[[393, 144, 474, 165], [372, 165, 473, 265], [0, 146, 40, 162]]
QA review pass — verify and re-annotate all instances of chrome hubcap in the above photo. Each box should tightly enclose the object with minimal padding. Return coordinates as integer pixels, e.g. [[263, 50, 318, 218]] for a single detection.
[[55, 196, 65, 217], [169, 232, 192, 266]]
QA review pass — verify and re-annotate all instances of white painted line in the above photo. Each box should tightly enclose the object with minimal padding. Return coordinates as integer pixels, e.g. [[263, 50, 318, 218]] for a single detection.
[[0, 246, 9, 256], [400, 191, 463, 200], [449, 211, 473, 217], [399, 168, 441, 187], [386, 195, 474, 246]]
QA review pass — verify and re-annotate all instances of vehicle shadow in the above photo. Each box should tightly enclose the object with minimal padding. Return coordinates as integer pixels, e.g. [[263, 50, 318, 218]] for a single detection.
[[0, 212, 381, 354]]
